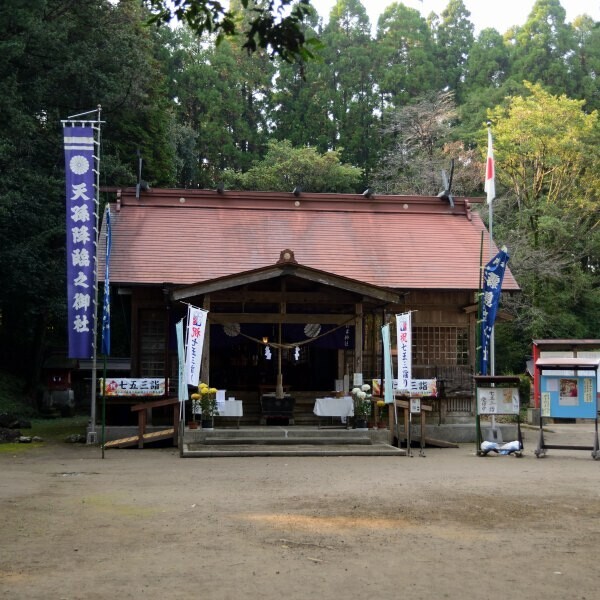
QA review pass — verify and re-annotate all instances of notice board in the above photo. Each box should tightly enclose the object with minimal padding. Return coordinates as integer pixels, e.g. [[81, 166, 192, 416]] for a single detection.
[[540, 374, 597, 419]]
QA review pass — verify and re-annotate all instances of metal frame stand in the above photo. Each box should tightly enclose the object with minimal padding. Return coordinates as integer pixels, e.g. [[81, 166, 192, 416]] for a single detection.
[[474, 376, 523, 458], [533, 358, 600, 460]]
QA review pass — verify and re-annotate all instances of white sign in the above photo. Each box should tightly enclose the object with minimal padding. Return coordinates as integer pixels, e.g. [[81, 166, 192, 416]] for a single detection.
[[583, 378, 593, 403], [477, 387, 519, 415], [410, 398, 421, 414], [396, 312, 412, 393], [541, 392, 551, 417], [100, 378, 165, 397], [410, 379, 437, 397], [185, 306, 208, 386]]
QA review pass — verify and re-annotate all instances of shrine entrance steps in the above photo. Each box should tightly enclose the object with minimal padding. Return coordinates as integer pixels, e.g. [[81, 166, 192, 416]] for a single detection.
[[181, 426, 405, 457]]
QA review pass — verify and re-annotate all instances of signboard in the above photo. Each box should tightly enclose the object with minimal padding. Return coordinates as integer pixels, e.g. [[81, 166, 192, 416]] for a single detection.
[[410, 379, 437, 398], [541, 392, 551, 417], [396, 312, 412, 393], [477, 387, 519, 415], [410, 398, 421, 414], [100, 378, 166, 397], [540, 374, 597, 419]]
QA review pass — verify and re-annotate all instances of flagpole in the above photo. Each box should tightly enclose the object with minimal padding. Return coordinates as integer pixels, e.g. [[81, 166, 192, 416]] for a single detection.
[[485, 121, 496, 378], [476, 231, 484, 452], [101, 355, 107, 459], [100, 203, 111, 458], [484, 121, 499, 438], [88, 105, 103, 444]]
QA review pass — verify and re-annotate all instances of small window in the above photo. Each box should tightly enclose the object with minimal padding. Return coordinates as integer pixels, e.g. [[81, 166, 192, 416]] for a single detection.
[[139, 309, 165, 377], [413, 326, 469, 366]]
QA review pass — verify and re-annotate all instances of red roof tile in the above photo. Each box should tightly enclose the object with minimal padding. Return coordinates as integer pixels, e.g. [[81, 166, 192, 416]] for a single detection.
[[99, 188, 519, 292]]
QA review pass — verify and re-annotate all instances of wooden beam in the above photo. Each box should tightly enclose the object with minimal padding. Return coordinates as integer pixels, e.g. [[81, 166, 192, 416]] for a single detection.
[[210, 290, 359, 304], [208, 313, 354, 325], [171, 265, 401, 304]]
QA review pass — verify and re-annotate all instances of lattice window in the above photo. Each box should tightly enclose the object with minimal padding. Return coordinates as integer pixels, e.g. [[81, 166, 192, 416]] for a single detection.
[[413, 326, 469, 366], [139, 309, 165, 377]]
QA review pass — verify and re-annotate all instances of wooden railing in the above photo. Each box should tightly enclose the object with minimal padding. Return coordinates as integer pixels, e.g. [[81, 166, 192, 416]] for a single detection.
[[130, 397, 180, 448]]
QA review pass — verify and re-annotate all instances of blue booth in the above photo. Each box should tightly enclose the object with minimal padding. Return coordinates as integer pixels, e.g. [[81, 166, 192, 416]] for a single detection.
[[534, 357, 600, 459]]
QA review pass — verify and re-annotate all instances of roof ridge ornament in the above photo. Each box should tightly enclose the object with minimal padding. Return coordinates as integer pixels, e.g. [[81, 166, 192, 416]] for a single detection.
[[277, 249, 297, 264]]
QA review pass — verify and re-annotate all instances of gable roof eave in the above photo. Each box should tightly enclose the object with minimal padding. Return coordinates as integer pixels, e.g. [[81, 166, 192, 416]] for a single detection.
[[171, 258, 402, 305]]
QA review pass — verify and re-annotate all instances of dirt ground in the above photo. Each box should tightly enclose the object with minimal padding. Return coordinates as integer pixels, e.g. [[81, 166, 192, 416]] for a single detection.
[[1, 423, 599, 600]]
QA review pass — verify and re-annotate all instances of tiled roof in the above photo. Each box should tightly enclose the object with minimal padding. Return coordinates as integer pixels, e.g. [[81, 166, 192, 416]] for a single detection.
[[98, 188, 519, 292]]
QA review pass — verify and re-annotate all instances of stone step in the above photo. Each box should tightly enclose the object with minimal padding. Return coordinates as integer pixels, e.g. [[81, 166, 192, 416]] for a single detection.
[[189, 426, 374, 436], [192, 436, 373, 446], [182, 443, 405, 458]]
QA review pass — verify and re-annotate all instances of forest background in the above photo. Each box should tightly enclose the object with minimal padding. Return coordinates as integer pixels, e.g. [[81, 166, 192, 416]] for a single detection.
[[0, 0, 598, 403]]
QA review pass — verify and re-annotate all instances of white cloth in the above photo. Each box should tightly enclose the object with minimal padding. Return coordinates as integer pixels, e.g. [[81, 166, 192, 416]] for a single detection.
[[217, 400, 243, 417], [313, 396, 354, 418], [481, 439, 521, 455]]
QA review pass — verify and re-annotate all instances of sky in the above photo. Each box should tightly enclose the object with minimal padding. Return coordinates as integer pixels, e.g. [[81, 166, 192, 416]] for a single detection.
[[310, 0, 600, 34]]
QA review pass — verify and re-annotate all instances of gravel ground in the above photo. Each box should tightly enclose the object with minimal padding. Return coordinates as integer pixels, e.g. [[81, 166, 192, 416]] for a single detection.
[[1, 423, 599, 600]]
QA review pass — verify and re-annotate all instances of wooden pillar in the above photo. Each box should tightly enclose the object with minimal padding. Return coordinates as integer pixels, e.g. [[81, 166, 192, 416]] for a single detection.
[[276, 281, 286, 399], [354, 302, 363, 377], [202, 294, 210, 385]]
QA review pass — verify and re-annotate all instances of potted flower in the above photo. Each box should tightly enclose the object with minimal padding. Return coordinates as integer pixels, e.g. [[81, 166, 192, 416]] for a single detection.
[[189, 392, 201, 429], [352, 384, 372, 430], [197, 382, 219, 430], [376, 399, 388, 428]]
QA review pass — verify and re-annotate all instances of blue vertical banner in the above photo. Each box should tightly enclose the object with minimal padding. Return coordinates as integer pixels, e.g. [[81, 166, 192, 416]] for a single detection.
[[381, 324, 394, 404], [101, 205, 111, 356], [480, 247, 510, 375], [176, 319, 188, 403], [64, 126, 96, 358]]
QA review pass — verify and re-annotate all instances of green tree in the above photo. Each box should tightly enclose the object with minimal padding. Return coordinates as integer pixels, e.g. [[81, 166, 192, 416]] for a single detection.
[[489, 82, 597, 243], [432, 0, 475, 101], [488, 82, 600, 363], [376, 3, 438, 107], [146, 0, 319, 62], [223, 139, 363, 192], [463, 28, 510, 94], [567, 15, 600, 111], [320, 0, 379, 181], [163, 22, 274, 187], [507, 0, 574, 94], [270, 9, 334, 152], [0, 0, 176, 386]]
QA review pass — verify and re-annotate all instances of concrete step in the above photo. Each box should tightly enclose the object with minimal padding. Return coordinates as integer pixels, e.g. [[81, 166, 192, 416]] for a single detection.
[[186, 428, 382, 440], [182, 442, 405, 457], [193, 436, 373, 445]]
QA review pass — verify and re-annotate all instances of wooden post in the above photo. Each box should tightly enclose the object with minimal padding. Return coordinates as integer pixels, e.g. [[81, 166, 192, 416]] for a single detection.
[[354, 303, 363, 376], [138, 408, 147, 449], [202, 294, 210, 384], [276, 281, 286, 399], [173, 402, 179, 446]]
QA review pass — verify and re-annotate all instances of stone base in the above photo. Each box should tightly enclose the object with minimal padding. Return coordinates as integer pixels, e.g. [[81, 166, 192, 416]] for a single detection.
[[527, 408, 540, 426]]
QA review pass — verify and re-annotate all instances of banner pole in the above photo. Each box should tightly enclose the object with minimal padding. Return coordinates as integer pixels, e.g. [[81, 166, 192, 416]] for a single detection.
[[475, 231, 484, 452], [101, 354, 106, 459], [489, 229, 495, 378], [88, 105, 102, 444]]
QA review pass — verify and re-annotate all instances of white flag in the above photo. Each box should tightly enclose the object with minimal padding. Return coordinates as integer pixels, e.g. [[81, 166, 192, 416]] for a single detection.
[[484, 127, 495, 204], [184, 306, 208, 386], [396, 312, 412, 393]]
